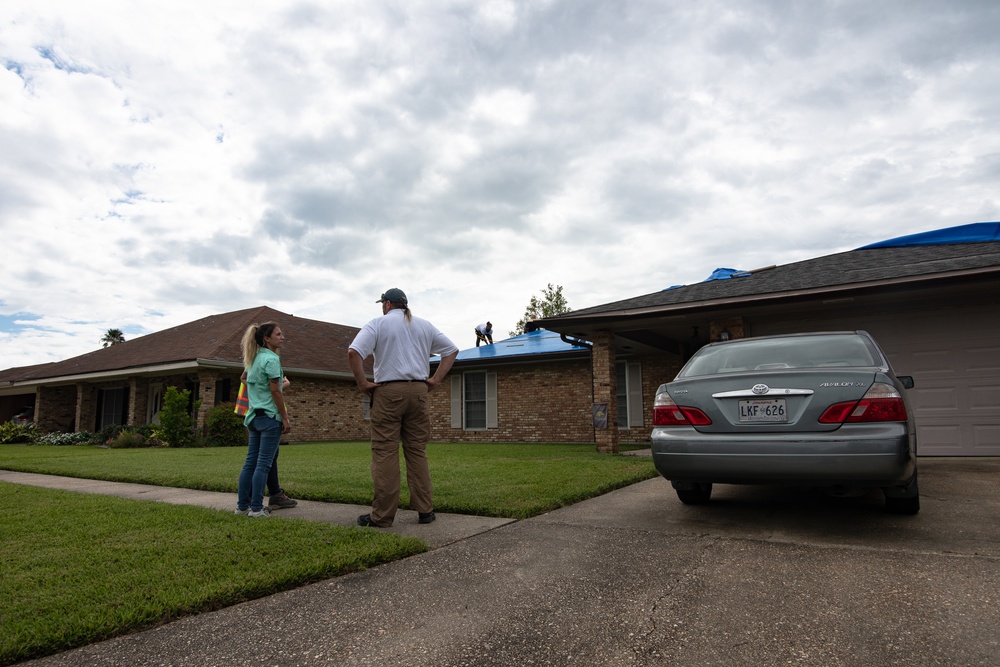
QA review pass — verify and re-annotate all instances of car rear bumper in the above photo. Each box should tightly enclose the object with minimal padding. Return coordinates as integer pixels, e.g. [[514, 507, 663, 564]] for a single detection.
[[651, 424, 916, 487]]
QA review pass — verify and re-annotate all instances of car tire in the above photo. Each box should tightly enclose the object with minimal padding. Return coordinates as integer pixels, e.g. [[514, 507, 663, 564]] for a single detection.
[[885, 494, 920, 515], [676, 483, 712, 505], [884, 472, 920, 515]]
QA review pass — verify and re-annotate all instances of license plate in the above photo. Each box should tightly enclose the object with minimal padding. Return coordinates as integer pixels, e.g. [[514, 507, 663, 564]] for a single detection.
[[739, 398, 787, 422]]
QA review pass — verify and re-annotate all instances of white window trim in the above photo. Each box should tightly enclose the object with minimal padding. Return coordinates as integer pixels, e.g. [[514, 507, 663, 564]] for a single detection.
[[451, 371, 498, 430], [616, 361, 644, 429]]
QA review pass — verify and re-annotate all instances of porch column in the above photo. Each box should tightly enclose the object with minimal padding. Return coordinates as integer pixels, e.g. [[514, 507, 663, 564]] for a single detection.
[[128, 377, 148, 427], [75, 383, 98, 434], [196, 370, 219, 432], [592, 330, 619, 453]]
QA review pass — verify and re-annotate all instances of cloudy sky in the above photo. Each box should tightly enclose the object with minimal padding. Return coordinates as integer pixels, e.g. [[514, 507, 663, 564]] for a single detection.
[[2, 0, 998, 368]]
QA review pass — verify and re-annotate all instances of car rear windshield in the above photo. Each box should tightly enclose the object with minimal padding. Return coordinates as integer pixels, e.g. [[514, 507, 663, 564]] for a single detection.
[[678, 334, 881, 378]]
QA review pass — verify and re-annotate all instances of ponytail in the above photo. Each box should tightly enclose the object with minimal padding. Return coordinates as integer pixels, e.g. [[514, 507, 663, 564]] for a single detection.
[[241, 321, 279, 368]]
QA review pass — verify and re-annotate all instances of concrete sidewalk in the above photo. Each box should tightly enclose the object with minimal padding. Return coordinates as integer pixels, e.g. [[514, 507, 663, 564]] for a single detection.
[[0, 470, 513, 550], [9, 458, 1000, 666]]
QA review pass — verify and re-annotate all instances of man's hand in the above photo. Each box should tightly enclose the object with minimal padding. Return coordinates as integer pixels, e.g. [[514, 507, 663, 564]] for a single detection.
[[357, 379, 380, 398]]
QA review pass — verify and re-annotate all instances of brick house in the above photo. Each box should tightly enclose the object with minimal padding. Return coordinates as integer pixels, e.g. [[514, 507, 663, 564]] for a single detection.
[[428, 328, 677, 446], [535, 223, 1000, 456], [0, 306, 371, 442]]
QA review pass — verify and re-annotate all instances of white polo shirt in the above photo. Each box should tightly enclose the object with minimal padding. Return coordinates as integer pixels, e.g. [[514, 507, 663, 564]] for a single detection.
[[349, 309, 459, 383]]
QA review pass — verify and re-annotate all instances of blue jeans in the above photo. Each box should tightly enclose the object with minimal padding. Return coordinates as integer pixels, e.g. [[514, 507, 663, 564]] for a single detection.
[[237, 415, 282, 511]]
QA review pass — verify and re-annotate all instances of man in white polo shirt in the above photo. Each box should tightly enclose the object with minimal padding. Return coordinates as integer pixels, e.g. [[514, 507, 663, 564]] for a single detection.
[[348, 288, 459, 528]]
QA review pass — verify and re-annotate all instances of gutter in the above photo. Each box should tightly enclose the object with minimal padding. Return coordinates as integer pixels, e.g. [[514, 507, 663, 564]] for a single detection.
[[0, 358, 355, 392]]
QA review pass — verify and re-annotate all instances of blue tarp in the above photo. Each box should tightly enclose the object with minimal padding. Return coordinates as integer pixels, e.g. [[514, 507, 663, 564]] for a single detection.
[[666, 267, 750, 290], [857, 222, 1000, 249], [431, 328, 590, 363]]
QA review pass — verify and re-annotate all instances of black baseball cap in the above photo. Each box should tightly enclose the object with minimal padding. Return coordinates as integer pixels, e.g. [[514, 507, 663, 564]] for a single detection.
[[377, 288, 408, 306]]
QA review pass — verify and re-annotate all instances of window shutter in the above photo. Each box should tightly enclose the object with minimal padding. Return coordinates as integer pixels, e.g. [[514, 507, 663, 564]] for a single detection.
[[451, 375, 463, 428], [486, 372, 498, 428], [627, 362, 644, 427]]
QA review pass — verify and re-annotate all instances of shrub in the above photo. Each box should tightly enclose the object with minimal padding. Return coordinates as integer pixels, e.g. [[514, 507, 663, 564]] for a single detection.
[[204, 403, 248, 448], [0, 422, 34, 444], [106, 427, 162, 449], [155, 387, 202, 448], [33, 431, 95, 446]]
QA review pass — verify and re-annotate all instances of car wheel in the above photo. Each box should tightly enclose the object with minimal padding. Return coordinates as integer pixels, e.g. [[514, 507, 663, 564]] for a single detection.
[[885, 494, 920, 515], [884, 472, 920, 515], [676, 483, 713, 505]]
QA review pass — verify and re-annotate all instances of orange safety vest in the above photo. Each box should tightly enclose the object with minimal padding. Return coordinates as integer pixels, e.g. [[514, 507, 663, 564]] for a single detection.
[[234, 382, 250, 416]]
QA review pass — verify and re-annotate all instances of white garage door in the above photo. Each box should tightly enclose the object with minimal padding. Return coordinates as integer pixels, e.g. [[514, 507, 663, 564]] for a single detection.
[[873, 309, 1000, 457]]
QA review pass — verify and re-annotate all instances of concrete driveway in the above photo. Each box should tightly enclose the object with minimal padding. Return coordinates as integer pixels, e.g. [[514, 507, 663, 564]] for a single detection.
[[19, 457, 1000, 666]]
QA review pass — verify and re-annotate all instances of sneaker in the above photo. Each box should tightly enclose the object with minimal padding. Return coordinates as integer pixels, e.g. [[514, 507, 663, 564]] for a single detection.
[[268, 491, 298, 509], [234, 508, 250, 516], [248, 508, 271, 518], [418, 511, 436, 524]]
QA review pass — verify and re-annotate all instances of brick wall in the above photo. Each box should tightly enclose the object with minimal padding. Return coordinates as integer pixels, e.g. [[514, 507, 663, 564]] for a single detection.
[[617, 353, 685, 444], [35, 385, 77, 434], [429, 359, 595, 443], [428, 351, 685, 447], [282, 375, 370, 442]]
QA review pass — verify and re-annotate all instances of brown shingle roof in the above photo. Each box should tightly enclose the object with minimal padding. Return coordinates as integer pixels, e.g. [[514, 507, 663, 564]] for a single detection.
[[548, 240, 1000, 321], [0, 306, 361, 383]]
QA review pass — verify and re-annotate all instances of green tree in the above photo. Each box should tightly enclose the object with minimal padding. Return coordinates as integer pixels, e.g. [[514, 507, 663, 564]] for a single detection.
[[156, 386, 201, 447], [101, 328, 126, 347], [511, 283, 572, 336]]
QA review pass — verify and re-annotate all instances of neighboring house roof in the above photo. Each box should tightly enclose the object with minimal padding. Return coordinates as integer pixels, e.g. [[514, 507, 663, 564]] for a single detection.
[[543, 223, 1000, 325], [433, 328, 591, 367], [0, 306, 361, 388]]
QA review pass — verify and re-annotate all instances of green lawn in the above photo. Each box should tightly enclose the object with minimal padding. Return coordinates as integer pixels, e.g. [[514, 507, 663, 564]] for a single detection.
[[1, 441, 656, 664], [0, 441, 657, 519], [0, 482, 426, 666]]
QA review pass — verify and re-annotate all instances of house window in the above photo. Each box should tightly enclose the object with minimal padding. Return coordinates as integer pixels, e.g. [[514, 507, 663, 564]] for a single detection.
[[146, 383, 163, 424], [615, 361, 644, 429], [464, 372, 487, 429], [98, 387, 127, 430], [450, 371, 498, 430], [215, 378, 232, 404]]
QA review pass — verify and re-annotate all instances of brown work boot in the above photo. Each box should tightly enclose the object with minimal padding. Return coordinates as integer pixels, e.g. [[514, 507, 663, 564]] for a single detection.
[[268, 490, 298, 509]]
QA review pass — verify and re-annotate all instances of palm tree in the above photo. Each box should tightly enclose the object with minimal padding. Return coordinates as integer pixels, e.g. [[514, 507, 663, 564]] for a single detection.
[[101, 328, 126, 348]]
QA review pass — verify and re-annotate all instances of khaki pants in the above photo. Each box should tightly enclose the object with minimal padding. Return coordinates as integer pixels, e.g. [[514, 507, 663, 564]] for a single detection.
[[368, 381, 433, 526]]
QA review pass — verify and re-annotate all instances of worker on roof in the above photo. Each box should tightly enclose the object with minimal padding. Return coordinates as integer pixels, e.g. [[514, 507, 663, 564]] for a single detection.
[[475, 321, 493, 347]]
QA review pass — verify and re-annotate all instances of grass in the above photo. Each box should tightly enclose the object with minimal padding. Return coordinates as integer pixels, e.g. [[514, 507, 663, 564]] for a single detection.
[[0, 441, 657, 664], [0, 441, 657, 519], [0, 482, 426, 666]]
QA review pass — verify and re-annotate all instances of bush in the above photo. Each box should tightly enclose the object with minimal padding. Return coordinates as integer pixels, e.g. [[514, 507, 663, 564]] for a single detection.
[[106, 426, 162, 449], [0, 422, 34, 444], [204, 403, 248, 448], [156, 387, 202, 448], [33, 432, 95, 446]]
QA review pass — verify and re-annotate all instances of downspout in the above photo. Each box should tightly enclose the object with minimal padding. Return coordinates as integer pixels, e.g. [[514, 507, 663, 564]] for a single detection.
[[560, 333, 592, 349]]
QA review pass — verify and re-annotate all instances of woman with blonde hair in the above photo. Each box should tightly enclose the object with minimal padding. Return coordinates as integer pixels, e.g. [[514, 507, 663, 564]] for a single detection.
[[235, 321, 291, 517]]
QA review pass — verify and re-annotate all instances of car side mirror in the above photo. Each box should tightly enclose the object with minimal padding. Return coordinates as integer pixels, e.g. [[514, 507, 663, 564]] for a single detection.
[[898, 375, 914, 390]]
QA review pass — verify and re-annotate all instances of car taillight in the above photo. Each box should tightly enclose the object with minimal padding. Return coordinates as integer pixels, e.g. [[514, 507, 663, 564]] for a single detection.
[[818, 382, 908, 424], [652, 393, 712, 426]]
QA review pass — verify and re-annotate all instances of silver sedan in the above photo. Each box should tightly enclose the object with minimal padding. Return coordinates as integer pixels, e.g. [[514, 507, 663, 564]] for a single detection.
[[650, 331, 919, 514]]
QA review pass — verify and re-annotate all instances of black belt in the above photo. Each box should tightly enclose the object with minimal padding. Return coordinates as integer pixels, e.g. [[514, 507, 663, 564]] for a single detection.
[[379, 379, 425, 384]]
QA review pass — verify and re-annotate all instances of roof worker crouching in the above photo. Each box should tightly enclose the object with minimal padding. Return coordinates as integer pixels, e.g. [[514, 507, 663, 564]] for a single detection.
[[475, 321, 493, 347]]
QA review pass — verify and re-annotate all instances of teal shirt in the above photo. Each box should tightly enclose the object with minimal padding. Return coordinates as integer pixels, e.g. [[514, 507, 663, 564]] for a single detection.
[[243, 348, 283, 427]]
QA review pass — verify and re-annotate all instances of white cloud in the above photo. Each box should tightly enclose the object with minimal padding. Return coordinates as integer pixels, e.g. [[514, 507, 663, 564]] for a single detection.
[[2, 0, 999, 366]]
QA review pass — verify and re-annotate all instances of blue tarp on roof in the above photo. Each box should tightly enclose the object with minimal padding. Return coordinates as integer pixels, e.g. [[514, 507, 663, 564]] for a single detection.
[[857, 222, 1000, 249], [666, 267, 750, 290], [432, 328, 590, 364]]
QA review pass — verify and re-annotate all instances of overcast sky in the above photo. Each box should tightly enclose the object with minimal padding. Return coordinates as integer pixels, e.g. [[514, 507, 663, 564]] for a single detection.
[[2, 0, 998, 369]]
